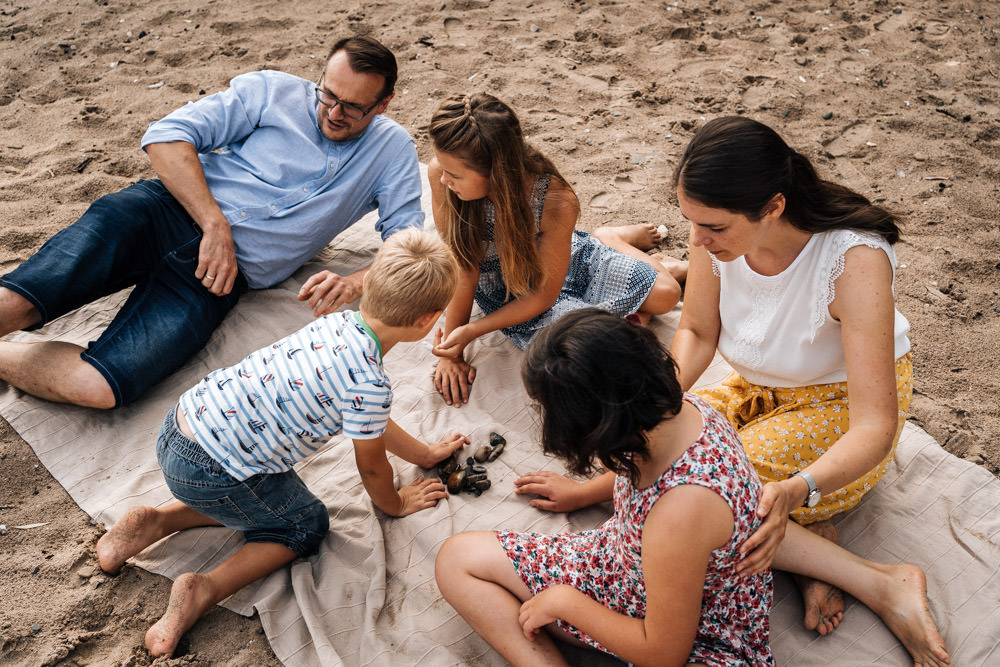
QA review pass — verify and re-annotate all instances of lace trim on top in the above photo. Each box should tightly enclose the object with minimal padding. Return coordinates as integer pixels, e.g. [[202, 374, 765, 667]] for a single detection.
[[812, 231, 895, 341]]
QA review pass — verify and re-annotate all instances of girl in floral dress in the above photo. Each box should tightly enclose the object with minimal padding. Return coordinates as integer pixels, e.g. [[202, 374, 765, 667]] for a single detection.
[[437, 308, 774, 666], [426, 93, 687, 408]]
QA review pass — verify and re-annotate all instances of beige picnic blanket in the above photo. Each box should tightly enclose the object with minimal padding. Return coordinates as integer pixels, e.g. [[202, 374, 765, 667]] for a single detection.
[[1, 168, 998, 666]]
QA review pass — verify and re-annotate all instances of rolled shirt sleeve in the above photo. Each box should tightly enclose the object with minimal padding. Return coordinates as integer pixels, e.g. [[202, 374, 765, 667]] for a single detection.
[[141, 70, 424, 289]]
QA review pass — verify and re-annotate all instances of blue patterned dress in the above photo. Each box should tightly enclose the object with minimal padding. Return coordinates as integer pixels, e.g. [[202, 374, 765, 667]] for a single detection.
[[474, 175, 658, 349]]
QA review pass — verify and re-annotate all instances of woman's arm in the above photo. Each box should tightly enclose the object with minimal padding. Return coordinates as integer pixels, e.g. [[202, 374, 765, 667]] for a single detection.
[[434, 179, 579, 357], [518, 484, 734, 667], [738, 245, 901, 574], [669, 240, 722, 391]]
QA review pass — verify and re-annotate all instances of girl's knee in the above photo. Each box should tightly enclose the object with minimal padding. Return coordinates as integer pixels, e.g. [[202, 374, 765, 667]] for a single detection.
[[642, 274, 682, 314]]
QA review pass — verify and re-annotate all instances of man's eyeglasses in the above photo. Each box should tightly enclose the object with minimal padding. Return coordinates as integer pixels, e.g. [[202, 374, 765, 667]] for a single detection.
[[314, 83, 380, 121]]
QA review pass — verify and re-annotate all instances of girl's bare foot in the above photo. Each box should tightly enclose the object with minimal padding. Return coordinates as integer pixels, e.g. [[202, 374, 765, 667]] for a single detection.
[[145, 572, 216, 659], [96, 506, 163, 575], [651, 252, 688, 283], [593, 223, 663, 251], [870, 563, 951, 666], [795, 521, 846, 635]]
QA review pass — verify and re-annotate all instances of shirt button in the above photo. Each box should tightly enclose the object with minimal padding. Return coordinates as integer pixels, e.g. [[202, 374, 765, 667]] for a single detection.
[[240, 211, 246, 216], [329, 163, 335, 169], [302, 187, 308, 192]]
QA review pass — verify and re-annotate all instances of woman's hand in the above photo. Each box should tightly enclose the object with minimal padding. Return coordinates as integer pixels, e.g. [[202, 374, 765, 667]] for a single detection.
[[433, 357, 477, 407], [737, 481, 794, 576], [514, 471, 589, 513]]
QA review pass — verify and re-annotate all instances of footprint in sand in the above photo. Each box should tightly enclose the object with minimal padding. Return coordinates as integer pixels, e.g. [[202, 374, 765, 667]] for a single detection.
[[612, 174, 644, 192], [824, 125, 874, 158], [444, 17, 468, 40], [589, 192, 622, 210]]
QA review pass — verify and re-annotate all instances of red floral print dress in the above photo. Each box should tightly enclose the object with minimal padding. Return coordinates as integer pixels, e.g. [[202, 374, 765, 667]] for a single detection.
[[497, 394, 774, 666]]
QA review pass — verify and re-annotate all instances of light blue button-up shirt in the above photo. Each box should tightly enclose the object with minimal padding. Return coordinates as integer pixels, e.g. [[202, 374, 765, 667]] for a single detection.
[[141, 70, 423, 289]]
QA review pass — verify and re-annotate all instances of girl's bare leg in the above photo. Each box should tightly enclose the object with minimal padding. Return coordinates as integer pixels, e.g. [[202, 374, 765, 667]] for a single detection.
[[436, 531, 570, 667], [145, 541, 296, 658], [97, 503, 223, 575], [775, 521, 951, 667], [794, 521, 845, 635], [592, 223, 663, 251], [593, 226, 687, 316]]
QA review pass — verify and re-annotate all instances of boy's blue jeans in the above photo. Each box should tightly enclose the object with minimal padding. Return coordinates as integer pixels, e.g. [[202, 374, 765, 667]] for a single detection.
[[0, 180, 247, 406], [157, 405, 330, 556]]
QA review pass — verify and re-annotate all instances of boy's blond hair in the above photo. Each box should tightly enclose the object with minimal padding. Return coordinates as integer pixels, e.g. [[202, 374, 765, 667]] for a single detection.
[[361, 228, 459, 327]]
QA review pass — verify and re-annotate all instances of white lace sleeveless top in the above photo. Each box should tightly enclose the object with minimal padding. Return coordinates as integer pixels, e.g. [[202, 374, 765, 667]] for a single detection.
[[712, 229, 911, 387]]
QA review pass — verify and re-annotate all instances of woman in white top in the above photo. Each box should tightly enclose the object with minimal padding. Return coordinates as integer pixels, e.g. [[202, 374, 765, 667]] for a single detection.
[[669, 116, 912, 635], [516, 116, 917, 639]]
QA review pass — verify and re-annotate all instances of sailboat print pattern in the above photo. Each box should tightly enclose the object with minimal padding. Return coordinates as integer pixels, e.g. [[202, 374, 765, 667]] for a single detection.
[[177, 310, 392, 481]]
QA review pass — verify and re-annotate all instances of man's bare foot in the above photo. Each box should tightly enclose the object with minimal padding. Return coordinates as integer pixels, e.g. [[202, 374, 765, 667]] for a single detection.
[[795, 521, 846, 635], [145, 572, 216, 658], [870, 563, 951, 666], [594, 223, 663, 251], [651, 252, 689, 283], [96, 506, 163, 575]]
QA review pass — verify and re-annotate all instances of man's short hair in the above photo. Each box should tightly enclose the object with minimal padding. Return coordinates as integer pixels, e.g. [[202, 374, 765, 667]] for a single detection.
[[328, 36, 397, 100], [361, 228, 458, 327]]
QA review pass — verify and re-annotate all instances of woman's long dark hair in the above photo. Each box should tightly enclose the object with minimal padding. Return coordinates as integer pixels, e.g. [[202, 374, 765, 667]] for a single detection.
[[521, 309, 683, 484], [674, 116, 900, 243]]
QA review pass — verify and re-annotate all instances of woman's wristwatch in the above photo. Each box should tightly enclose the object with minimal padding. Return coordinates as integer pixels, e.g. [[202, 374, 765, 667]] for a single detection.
[[791, 470, 821, 508]]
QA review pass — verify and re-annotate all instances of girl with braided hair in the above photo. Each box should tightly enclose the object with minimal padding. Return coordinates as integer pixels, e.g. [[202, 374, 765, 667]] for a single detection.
[[427, 93, 687, 406]]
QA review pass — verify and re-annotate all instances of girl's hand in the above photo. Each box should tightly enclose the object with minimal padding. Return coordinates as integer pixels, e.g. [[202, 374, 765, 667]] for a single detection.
[[395, 477, 449, 517], [737, 481, 792, 576], [423, 433, 470, 468], [431, 325, 475, 360], [433, 357, 477, 407], [514, 471, 589, 513], [518, 586, 571, 641]]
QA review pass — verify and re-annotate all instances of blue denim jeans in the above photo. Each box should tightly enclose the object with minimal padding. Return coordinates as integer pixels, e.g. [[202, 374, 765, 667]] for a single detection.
[[0, 180, 247, 406], [157, 405, 330, 556]]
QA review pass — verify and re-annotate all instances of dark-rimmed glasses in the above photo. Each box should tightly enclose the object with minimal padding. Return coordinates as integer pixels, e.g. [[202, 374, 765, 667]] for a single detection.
[[314, 81, 381, 120]]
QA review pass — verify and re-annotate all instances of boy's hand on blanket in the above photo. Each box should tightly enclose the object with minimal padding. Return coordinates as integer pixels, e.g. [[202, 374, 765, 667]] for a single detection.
[[396, 477, 450, 516], [423, 433, 470, 468], [737, 481, 791, 576]]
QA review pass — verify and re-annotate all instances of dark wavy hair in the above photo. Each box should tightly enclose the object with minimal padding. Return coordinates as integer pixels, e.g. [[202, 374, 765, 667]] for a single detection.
[[674, 116, 900, 243], [521, 309, 683, 484]]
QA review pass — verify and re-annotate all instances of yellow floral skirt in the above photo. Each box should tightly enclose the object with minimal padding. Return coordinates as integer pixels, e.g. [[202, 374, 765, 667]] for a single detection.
[[693, 353, 912, 524]]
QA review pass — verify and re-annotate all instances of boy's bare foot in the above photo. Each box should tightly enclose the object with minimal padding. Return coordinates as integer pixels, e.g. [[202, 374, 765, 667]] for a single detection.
[[795, 521, 845, 635], [97, 506, 163, 575], [145, 572, 216, 659], [594, 223, 663, 251], [871, 563, 951, 666]]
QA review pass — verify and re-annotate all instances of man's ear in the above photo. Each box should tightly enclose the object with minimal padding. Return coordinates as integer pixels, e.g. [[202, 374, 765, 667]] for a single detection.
[[376, 92, 394, 115]]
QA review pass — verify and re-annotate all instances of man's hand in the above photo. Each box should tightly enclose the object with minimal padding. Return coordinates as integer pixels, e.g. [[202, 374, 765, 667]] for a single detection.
[[196, 227, 239, 296], [737, 481, 792, 576], [395, 477, 449, 516], [299, 269, 365, 317], [514, 471, 589, 513]]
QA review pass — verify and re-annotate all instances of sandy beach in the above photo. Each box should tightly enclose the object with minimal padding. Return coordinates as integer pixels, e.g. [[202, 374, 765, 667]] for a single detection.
[[1, 0, 998, 664]]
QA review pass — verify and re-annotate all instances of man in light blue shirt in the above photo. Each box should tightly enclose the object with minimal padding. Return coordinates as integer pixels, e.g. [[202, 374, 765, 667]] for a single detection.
[[0, 35, 423, 409]]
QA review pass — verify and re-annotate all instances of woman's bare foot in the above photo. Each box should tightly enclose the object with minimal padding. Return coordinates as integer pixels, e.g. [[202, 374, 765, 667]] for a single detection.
[[794, 521, 846, 635], [145, 572, 216, 659], [593, 223, 663, 251], [869, 563, 951, 666], [96, 506, 164, 575]]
